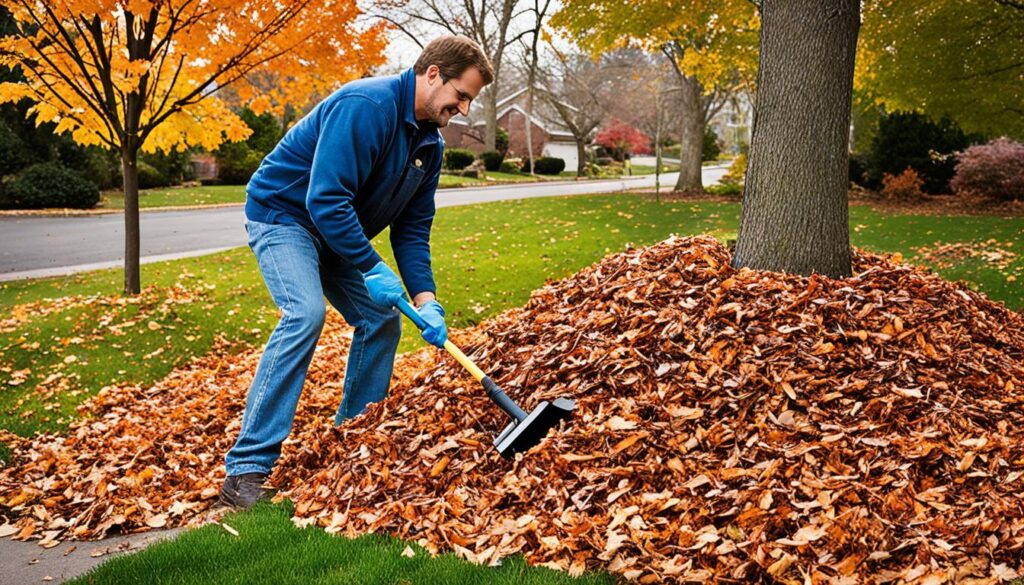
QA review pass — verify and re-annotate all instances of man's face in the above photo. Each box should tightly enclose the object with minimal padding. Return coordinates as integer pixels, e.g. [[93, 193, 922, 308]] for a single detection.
[[423, 65, 486, 127]]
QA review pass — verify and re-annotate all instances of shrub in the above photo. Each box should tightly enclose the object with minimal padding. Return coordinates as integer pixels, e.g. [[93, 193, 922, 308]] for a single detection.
[[495, 127, 509, 157], [137, 161, 171, 189], [0, 121, 28, 177], [868, 111, 981, 194], [950, 138, 1024, 201], [721, 154, 747, 186], [1, 162, 100, 209], [537, 157, 566, 175], [480, 150, 504, 172], [702, 128, 721, 162], [239, 107, 284, 154], [522, 156, 565, 175], [216, 142, 264, 185], [443, 148, 475, 171], [599, 164, 625, 177], [595, 157, 614, 166], [848, 153, 870, 187], [140, 148, 194, 185], [81, 149, 122, 190], [499, 160, 519, 174], [54, 142, 123, 189], [705, 183, 743, 197], [881, 168, 925, 201]]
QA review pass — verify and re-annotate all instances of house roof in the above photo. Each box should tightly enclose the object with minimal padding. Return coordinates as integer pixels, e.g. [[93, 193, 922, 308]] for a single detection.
[[495, 87, 530, 110], [496, 86, 579, 114], [472, 103, 574, 139], [471, 86, 577, 138]]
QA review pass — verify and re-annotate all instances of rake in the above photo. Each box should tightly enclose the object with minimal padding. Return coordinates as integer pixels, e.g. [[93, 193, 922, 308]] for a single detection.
[[396, 299, 575, 458]]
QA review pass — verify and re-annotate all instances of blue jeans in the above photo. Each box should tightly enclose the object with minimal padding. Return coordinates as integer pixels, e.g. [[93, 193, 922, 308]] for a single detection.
[[224, 220, 401, 477]]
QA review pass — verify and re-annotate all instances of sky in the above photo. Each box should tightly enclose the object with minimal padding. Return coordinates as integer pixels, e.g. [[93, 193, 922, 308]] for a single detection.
[[363, 0, 571, 74]]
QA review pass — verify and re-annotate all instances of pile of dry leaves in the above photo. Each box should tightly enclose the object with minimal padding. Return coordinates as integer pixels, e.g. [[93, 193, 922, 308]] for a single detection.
[[3, 235, 1023, 584]]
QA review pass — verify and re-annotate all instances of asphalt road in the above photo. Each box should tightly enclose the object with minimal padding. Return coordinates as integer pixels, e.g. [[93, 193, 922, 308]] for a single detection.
[[0, 167, 726, 281]]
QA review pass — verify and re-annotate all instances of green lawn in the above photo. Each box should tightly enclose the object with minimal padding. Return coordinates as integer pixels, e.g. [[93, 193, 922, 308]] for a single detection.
[[101, 185, 248, 209], [69, 501, 612, 585], [437, 173, 486, 188], [627, 164, 678, 175], [2, 194, 1022, 583]]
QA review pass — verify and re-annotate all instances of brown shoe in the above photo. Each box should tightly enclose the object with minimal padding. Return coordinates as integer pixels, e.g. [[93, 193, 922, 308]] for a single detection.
[[218, 472, 276, 510]]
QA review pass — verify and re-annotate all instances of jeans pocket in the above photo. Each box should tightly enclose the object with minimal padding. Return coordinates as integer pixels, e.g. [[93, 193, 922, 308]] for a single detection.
[[245, 220, 266, 249]]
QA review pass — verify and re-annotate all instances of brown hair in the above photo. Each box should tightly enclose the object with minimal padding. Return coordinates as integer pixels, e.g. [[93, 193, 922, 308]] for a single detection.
[[413, 35, 495, 85]]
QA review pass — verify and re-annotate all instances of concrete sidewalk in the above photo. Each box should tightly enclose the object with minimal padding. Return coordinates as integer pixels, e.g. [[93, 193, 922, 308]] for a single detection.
[[1, 527, 187, 584]]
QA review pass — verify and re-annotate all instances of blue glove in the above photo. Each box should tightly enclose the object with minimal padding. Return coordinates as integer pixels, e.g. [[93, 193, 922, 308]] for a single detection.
[[362, 261, 407, 308], [416, 299, 448, 348]]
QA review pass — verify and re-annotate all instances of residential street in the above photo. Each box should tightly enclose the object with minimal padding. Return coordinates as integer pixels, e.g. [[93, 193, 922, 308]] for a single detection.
[[0, 167, 726, 280]]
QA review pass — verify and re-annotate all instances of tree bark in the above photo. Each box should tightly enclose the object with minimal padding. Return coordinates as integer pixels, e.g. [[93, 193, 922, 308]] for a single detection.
[[732, 0, 860, 278], [121, 11, 152, 295], [525, 87, 536, 175], [121, 143, 141, 295], [673, 75, 704, 192], [576, 139, 587, 176], [483, 84, 498, 150]]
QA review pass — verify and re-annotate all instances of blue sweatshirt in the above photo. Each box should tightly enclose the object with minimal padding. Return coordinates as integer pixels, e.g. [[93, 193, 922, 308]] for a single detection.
[[244, 67, 443, 297]]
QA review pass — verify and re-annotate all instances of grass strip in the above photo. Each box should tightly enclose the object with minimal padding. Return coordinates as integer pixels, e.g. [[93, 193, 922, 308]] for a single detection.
[[69, 501, 612, 585]]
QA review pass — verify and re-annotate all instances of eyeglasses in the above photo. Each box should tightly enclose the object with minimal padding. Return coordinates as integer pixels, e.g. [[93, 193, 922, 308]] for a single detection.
[[439, 73, 474, 108]]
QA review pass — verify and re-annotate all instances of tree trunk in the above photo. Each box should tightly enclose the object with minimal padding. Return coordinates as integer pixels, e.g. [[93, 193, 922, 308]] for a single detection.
[[673, 75, 704, 192], [525, 88, 536, 175], [121, 144, 141, 294], [732, 0, 859, 278], [576, 139, 587, 176], [483, 84, 498, 151]]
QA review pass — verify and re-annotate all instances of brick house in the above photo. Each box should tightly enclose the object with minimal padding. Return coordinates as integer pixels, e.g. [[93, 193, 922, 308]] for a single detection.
[[439, 87, 583, 170], [438, 119, 486, 151]]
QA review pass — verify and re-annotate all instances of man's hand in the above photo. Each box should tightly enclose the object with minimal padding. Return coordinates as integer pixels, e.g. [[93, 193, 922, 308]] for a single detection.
[[416, 299, 447, 348], [362, 261, 407, 308]]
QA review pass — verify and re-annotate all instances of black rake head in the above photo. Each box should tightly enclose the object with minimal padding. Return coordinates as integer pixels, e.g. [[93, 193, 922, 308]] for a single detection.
[[493, 397, 576, 459]]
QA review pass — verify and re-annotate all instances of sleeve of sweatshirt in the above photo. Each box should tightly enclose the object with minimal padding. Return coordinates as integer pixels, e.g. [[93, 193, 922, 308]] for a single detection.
[[390, 164, 440, 297], [306, 96, 390, 273]]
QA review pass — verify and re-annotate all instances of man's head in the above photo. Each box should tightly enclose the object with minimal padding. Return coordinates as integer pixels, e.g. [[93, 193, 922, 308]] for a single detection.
[[413, 36, 494, 127]]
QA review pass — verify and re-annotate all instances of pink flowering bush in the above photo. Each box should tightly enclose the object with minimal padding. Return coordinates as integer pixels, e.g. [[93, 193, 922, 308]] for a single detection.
[[950, 138, 1024, 201]]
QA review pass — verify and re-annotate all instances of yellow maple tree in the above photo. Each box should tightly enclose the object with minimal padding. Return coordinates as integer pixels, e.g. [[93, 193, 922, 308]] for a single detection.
[[552, 0, 758, 192], [0, 0, 388, 293]]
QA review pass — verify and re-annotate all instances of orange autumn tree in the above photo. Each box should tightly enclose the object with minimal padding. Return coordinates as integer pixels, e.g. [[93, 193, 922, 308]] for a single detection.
[[0, 0, 387, 294]]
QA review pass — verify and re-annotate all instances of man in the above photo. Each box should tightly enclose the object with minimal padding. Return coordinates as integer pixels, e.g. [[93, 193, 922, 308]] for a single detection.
[[219, 36, 495, 509]]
